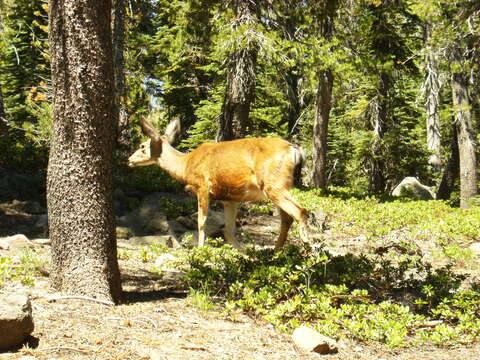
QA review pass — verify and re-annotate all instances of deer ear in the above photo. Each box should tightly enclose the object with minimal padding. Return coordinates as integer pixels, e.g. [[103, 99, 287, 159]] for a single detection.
[[164, 118, 181, 146], [140, 116, 161, 141]]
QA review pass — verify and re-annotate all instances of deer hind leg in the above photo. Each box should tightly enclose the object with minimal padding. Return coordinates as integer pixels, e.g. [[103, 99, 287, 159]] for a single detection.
[[275, 207, 293, 252], [265, 188, 310, 249], [196, 190, 210, 247], [222, 201, 244, 251]]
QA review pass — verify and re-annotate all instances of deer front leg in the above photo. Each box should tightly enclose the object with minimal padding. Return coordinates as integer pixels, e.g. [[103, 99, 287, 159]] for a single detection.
[[197, 190, 210, 247]]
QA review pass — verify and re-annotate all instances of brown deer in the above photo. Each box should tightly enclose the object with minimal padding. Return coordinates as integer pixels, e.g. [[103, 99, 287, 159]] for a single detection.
[[128, 117, 310, 251]]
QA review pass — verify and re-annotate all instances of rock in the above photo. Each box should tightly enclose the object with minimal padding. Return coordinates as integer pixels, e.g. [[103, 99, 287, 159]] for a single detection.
[[34, 214, 48, 230], [469, 242, 480, 256], [116, 226, 133, 239], [129, 235, 181, 249], [391, 177, 435, 200], [176, 215, 197, 230], [146, 214, 170, 234], [154, 253, 178, 269], [117, 196, 171, 235], [31, 238, 51, 246], [0, 234, 34, 250], [167, 220, 189, 237], [292, 326, 338, 354], [179, 210, 225, 235], [0, 294, 34, 350]]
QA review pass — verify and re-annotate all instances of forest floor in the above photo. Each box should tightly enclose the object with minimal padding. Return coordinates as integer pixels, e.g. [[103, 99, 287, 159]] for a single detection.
[[1, 200, 480, 360]]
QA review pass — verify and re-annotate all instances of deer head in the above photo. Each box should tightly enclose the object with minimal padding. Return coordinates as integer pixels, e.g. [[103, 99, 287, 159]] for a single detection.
[[128, 117, 181, 168]]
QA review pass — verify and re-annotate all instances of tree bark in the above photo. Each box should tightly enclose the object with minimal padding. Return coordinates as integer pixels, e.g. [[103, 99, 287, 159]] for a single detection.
[[451, 69, 478, 208], [312, 69, 333, 188], [368, 72, 390, 194], [112, 0, 129, 148], [0, 87, 4, 121], [0, 14, 9, 143], [437, 123, 459, 200], [284, 69, 302, 138], [0, 87, 6, 137], [311, 0, 338, 189], [423, 24, 442, 174], [47, 0, 122, 303], [216, 0, 258, 141]]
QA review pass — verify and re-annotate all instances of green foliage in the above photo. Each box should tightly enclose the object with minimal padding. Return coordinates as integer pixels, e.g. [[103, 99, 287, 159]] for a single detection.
[[187, 286, 216, 312], [0, 248, 49, 286], [139, 243, 169, 263], [0, 0, 50, 170], [1, 0, 478, 198], [184, 189, 480, 347], [185, 243, 479, 348], [293, 188, 480, 248]]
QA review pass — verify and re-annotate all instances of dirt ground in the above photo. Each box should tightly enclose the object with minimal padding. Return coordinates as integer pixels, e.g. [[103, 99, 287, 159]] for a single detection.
[[1, 201, 480, 360]]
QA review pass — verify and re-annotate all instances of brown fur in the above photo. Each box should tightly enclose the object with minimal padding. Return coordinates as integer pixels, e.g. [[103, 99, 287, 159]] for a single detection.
[[128, 118, 310, 251]]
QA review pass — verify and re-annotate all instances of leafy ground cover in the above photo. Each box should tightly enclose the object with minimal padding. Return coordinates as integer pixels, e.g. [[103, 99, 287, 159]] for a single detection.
[[183, 189, 480, 349], [1, 188, 480, 359]]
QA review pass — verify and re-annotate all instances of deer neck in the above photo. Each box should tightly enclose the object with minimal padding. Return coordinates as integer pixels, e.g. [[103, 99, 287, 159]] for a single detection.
[[157, 141, 187, 183]]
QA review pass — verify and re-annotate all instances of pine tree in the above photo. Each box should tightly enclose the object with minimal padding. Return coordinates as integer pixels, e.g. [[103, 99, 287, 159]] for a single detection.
[[47, 0, 122, 303], [217, 0, 259, 141]]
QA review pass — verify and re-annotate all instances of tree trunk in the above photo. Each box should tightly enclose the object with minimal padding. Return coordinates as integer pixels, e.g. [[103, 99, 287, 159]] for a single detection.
[[312, 69, 333, 189], [437, 123, 459, 200], [47, 0, 122, 303], [112, 0, 129, 148], [311, 0, 338, 189], [0, 87, 4, 120], [368, 72, 390, 194], [451, 70, 478, 208], [423, 25, 442, 174], [216, 0, 258, 141], [284, 69, 302, 138], [471, 69, 480, 137], [0, 87, 6, 138]]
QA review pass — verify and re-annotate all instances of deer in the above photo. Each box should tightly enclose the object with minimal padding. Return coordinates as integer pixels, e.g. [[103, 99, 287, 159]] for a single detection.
[[128, 117, 311, 252]]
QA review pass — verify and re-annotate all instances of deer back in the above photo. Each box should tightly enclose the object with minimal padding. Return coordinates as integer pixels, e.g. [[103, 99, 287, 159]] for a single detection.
[[183, 138, 297, 201]]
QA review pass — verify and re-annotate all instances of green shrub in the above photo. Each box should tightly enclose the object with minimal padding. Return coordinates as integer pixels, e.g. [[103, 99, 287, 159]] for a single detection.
[[185, 244, 480, 348], [0, 248, 49, 286]]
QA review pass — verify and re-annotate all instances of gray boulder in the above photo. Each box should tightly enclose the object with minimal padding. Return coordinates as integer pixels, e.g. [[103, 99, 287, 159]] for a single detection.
[[116, 226, 134, 240], [0, 234, 34, 250], [177, 210, 225, 235], [292, 326, 338, 354], [0, 294, 34, 350], [117, 197, 170, 236], [391, 177, 435, 200]]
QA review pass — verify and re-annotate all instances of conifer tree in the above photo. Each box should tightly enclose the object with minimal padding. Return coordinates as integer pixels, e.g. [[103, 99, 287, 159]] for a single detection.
[[217, 0, 259, 141], [48, 0, 122, 302]]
